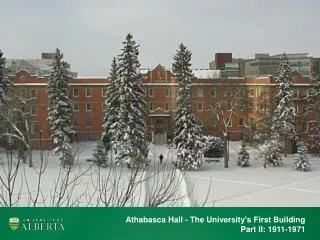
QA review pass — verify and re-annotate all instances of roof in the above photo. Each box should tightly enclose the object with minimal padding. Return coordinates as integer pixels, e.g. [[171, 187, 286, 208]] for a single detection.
[[192, 69, 221, 79]]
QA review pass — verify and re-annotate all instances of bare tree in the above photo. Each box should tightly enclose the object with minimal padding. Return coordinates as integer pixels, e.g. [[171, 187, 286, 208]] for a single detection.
[[208, 80, 249, 168]]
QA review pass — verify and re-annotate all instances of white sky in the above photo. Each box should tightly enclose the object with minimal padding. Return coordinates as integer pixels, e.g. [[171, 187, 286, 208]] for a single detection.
[[1, 0, 319, 76]]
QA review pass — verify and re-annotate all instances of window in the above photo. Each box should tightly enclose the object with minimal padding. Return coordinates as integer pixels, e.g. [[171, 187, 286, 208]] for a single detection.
[[86, 117, 92, 127], [248, 103, 254, 111], [307, 89, 313, 97], [102, 88, 108, 97], [148, 88, 153, 97], [149, 103, 154, 111], [249, 88, 255, 97], [165, 87, 170, 97], [211, 88, 216, 97], [73, 88, 79, 97], [73, 102, 79, 111], [198, 119, 203, 127], [86, 103, 92, 111], [73, 117, 80, 127], [239, 103, 245, 112], [165, 103, 170, 111], [197, 103, 203, 111], [293, 89, 298, 99], [299, 89, 307, 98], [197, 88, 203, 97], [30, 89, 37, 98], [86, 88, 92, 97], [30, 122, 38, 134], [30, 105, 37, 115], [259, 104, 265, 112], [239, 118, 244, 126]]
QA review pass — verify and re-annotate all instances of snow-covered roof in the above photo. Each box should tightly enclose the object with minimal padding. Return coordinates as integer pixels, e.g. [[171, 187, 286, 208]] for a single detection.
[[192, 69, 221, 79], [139, 69, 150, 74]]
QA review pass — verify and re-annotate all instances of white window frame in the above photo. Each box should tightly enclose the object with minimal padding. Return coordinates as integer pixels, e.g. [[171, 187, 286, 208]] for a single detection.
[[73, 88, 79, 97], [149, 88, 154, 97], [149, 103, 154, 111], [249, 88, 255, 97], [165, 87, 170, 97], [197, 88, 203, 98], [73, 102, 80, 111], [86, 103, 92, 112], [85, 88, 92, 97], [198, 119, 203, 127], [30, 89, 37, 98], [30, 122, 38, 134], [197, 103, 203, 111], [30, 105, 37, 116]]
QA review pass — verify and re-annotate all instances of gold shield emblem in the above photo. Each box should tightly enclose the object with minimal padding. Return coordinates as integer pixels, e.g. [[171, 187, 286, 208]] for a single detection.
[[9, 217, 20, 231]]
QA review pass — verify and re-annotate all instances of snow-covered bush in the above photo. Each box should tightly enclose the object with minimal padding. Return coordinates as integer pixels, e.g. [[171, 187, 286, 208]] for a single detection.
[[294, 140, 311, 172], [237, 144, 250, 167], [202, 135, 224, 158], [260, 132, 283, 167], [92, 141, 108, 167]]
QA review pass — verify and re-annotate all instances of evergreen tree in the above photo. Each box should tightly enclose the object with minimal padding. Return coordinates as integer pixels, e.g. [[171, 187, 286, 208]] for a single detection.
[[101, 57, 120, 153], [0, 50, 11, 106], [173, 44, 203, 170], [47, 48, 74, 166], [272, 54, 296, 150], [115, 34, 148, 167], [260, 131, 283, 167], [294, 139, 311, 172], [266, 54, 296, 166], [92, 141, 108, 167], [237, 144, 250, 167], [306, 61, 320, 153]]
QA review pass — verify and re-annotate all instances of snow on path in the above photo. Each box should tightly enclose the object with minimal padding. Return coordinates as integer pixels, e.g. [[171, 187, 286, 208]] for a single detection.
[[146, 144, 191, 207]]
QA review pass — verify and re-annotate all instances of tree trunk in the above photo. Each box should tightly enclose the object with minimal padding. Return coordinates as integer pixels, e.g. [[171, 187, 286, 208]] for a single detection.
[[284, 135, 287, 157], [224, 137, 228, 168], [28, 148, 33, 168]]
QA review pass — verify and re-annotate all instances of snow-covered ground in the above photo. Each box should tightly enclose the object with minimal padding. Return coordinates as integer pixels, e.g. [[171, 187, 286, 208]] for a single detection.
[[0, 141, 319, 207], [151, 142, 320, 206]]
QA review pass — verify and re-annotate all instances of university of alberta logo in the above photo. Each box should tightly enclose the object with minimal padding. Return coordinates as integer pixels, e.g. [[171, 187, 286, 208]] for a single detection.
[[9, 217, 20, 231]]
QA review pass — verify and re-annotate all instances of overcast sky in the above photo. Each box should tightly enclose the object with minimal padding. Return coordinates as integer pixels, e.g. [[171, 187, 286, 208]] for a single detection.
[[1, 0, 319, 77]]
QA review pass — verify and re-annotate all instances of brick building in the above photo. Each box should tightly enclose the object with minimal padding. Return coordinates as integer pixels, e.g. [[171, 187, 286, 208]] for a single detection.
[[6, 64, 317, 153]]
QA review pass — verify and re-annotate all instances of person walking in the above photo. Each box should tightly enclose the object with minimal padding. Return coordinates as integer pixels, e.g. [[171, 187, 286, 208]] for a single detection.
[[159, 153, 164, 164]]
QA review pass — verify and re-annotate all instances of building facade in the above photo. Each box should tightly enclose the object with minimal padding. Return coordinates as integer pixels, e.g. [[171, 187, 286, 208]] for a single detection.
[[5, 64, 318, 153]]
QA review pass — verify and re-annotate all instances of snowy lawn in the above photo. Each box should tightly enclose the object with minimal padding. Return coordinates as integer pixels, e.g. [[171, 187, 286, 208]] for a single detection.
[[1, 141, 319, 207]]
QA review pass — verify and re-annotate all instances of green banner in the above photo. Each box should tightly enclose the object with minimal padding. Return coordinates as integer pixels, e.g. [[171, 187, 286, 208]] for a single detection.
[[0, 208, 317, 240]]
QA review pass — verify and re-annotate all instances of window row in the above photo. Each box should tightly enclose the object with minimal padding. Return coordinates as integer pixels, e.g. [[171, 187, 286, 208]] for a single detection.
[[73, 117, 94, 127], [149, 103, 171, 111], [147, 87, 172, 97], [72, 88, 108, 97], [73, 102, 107, 112]]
